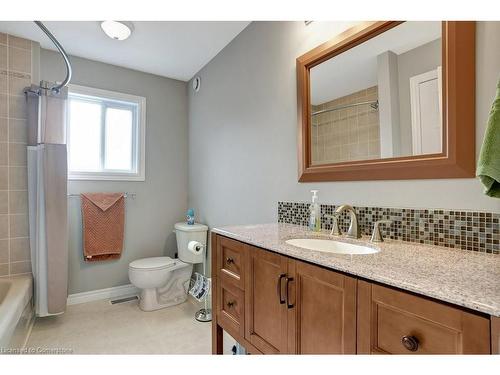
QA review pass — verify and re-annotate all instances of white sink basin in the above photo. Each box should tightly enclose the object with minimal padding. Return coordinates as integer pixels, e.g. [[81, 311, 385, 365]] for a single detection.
[[285, 238, 379, 255]]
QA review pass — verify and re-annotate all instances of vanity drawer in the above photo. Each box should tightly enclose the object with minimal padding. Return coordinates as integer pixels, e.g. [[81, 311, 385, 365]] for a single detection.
[[217, 236, 246, 289], [217, 280, 245, 338], [357, 281, 491, 354]]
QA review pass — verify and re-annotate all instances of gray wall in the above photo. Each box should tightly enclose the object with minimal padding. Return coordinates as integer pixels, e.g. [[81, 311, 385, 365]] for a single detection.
[[188, 21, 500, 235], [41, 49, 188, 294]]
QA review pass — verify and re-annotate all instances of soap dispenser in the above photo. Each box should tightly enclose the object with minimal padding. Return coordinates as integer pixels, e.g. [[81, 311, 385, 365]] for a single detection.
[[309, 190, 321, 232]]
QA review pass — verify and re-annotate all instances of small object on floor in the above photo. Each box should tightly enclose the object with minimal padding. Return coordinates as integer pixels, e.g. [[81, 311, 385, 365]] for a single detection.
[[189, 272, 212, 322], [232, 343, 247, 355], [189, 272, 211, 301], [195, 308, 212, 322]]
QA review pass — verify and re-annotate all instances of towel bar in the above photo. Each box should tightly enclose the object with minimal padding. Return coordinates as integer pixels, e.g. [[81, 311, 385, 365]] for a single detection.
[[67, 193, 136, 199]]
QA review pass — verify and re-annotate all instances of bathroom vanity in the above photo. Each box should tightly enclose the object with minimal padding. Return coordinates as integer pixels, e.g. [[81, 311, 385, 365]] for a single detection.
[[211, 224, 499, 354]]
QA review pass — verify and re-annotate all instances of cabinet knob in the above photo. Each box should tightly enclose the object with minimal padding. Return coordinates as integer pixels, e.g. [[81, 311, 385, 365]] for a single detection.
[[226, 301, 235, 308], [401, 335, 419, 352], [226, 257, 234, 264]]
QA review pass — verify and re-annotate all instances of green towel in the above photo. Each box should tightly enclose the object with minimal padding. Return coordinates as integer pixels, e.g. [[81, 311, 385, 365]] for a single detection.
[[477, 80, 500, 198]]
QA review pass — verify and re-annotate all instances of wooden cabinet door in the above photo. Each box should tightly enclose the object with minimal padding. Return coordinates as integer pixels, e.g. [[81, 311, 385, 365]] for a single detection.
[[357, 280, 491, 354], [245, 246, 289, 354], [287, 259, 357, 354]]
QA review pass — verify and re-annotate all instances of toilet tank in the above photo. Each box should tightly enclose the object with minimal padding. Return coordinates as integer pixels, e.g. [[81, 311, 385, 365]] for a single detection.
[[174, 222, 208, 264]]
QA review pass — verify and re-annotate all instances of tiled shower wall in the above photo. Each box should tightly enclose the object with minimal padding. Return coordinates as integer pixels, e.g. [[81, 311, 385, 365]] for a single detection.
[[311, 86, 380, 165], [0, 33, 32, 277], [278, 202, 499, 254]]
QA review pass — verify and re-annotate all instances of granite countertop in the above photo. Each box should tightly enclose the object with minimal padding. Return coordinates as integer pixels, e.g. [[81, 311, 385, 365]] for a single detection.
[[211, 223, 500, 317]]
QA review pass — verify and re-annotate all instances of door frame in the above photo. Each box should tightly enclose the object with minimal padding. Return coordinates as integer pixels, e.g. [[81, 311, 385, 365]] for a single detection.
[[410, 66, 443, 155]]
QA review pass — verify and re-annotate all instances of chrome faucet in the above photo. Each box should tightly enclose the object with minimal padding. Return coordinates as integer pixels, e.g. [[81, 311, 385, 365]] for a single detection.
[[334, 204, 361, 239], [324, 213, 341, 236], [371, 220, 393, 242]]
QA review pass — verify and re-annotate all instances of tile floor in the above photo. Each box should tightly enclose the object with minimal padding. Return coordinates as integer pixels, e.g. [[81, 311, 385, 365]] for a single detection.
[[26, 298, 232, 354]]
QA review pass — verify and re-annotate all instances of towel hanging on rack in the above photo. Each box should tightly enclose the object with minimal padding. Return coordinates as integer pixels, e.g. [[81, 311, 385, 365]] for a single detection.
[[81, 192, 125, 262], [477, 79, 500, 198]]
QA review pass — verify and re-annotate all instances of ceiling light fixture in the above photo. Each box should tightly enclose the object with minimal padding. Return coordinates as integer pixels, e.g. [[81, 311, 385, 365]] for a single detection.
[[100, 21, 134, 41]]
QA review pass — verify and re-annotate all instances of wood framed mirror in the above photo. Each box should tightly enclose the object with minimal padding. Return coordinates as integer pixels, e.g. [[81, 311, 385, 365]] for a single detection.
[[297, 21, 475, 182]]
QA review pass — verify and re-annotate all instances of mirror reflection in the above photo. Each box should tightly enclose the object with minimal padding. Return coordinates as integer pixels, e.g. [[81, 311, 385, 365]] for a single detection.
[[310, 22, 442, 166]]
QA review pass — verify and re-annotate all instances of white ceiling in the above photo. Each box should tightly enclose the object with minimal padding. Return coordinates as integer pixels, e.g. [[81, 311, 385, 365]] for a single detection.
[[0, 21, 250, 81], [310, 21, 442, 105]]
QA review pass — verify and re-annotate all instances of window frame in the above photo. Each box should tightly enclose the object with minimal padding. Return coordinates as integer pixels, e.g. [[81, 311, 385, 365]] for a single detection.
[[67, 84, 146, 181]]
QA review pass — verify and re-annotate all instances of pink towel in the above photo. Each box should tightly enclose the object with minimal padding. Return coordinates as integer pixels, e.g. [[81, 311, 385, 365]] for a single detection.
[[81, 193, 125, 262]]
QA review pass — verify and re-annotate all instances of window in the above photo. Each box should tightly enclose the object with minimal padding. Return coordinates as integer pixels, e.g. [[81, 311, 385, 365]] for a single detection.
[[67, 85, 146, 181]]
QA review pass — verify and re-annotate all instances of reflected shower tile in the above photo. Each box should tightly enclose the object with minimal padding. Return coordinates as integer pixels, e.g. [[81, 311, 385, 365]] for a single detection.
[[348, 127, 358, 143], [0, 142, 8, 165], [359, 128, 370, 143], [0, 214, 8, 239], [368, 140, 380, 157], [10, 214, 28, 237], [0, 263, 8, 276], [368, 125, 379, 141], [9, 118, 27, 143], [0, 70, 7, 93], [0, 117, 7, 141], [9, 167, 27, 190], [9, 190, 28, 214], [0, 239, 8, 263], [0, 190, 7, 214], [9, 143, 27, 166], [0, 45, 6, 69], [8, 72, 31, 96], [9, 46, 31, 73], [10, 237, 30, 262], [0, 166, 7, 189], [8, 35, 30, 50], [10, 260, 31, 275], [0, 94, 7, 117], [8, 95, 27, 119]]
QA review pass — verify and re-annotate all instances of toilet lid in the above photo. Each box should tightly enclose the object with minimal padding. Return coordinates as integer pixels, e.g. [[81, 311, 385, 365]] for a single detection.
[[174, 222, 208, 232], [129, 257, 177, 271]]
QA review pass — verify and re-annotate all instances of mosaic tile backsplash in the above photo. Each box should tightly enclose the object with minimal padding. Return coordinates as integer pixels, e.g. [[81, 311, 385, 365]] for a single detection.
[[278, 202, 499, 254]]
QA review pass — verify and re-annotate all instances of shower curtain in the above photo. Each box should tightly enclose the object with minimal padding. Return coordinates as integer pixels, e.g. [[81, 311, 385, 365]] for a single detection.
[[26, 85, 68, 317]]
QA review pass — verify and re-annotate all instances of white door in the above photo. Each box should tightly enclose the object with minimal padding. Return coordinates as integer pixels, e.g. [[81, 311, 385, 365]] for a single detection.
[[409, 66, 442, 155]]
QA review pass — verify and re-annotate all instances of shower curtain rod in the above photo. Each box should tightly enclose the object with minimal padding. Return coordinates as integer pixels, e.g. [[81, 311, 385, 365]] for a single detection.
[[311, 100, 379, 116], [24, 21, 72, 95]]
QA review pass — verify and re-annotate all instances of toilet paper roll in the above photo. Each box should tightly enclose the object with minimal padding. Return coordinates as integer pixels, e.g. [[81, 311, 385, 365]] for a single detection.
[[187, 240, 204, 254]]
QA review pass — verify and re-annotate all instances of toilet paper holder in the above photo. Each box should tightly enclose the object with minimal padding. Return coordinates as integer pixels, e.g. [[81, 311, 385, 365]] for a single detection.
[[187, 240, 205, 254]]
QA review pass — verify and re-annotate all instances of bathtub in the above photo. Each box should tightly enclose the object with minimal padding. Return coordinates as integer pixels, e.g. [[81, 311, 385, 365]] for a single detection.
[[0, 275, 34, 350]]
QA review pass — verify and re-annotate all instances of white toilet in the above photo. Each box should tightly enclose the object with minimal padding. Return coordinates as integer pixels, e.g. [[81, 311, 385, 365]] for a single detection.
[[128, 222, 208, 311]]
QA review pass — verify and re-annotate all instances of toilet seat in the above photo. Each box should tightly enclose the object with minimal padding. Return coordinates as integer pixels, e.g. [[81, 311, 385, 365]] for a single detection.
[[129, 256, 177, 271]]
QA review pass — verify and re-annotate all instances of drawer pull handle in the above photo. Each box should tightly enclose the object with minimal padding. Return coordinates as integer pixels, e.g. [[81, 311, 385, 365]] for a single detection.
[[226, 257, 234, 264], [286, 277, 294, 309], [226, 301, 235, 308], [277, 273, 286, 304], [401, 335, 419, 352]]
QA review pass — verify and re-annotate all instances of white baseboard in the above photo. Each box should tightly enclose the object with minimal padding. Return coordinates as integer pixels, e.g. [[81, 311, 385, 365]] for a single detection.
[[67, 284, 139, 305]]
